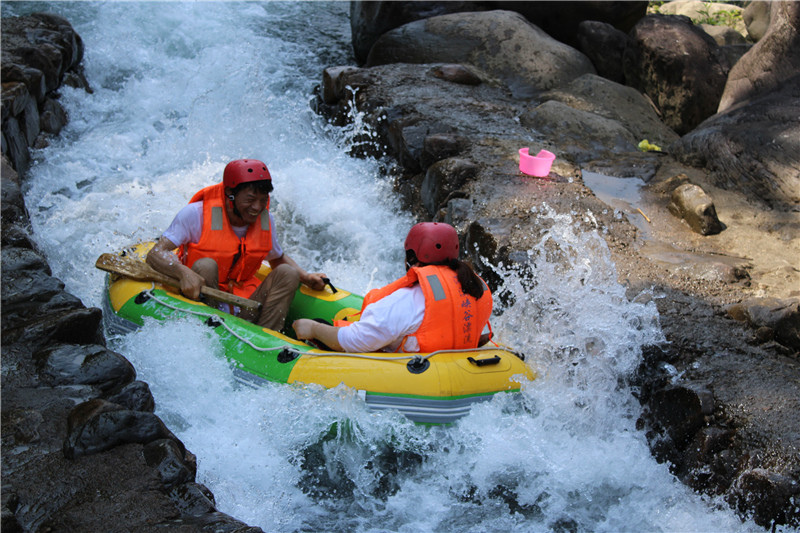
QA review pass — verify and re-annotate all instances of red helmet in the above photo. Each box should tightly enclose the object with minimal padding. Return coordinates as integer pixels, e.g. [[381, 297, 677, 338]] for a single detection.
[[404, 222, 459, 264], [223, 159, 271, 189]]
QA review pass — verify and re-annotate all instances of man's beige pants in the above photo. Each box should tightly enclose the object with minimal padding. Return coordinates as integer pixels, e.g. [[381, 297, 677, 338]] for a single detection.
[[192, 258, 300, 331]]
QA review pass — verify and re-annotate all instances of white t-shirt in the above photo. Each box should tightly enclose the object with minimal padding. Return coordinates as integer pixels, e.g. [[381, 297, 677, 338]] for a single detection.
[[162, 202, 283, 262], [337, 286, 425, 353]]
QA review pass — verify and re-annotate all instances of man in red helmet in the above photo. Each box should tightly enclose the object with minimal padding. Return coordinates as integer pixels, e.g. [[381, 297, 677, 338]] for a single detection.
[[293, 222, 493, 352], [147, 159, 327, 331]]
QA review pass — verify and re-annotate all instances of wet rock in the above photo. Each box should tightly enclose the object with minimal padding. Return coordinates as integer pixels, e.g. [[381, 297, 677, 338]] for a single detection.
[[387, 114, 448, 174], [681, 426, 737, 490], [2, 116, 30, 172], [1, 173, 29, 227], [35, 344, 136, 393], [420, 133, 468, 169], [582, 152, 662, 183], [0, 244, 49, 274], [106, 380, 156, 412], [144, 439, 196, 488], [667, 183, 723, 235], [1, 268, 64, 315], [623, 14, 730, 135], [1, 64, 47, 104], [1, 13, 88, 172], [421, 158, 478, 216], [2, 82, 31, 117], [726, 297, 800, 351], [169, 482, 217, 517], [39, 97, 68, 135], [166, 512, 264, 533], [647, 383, 714, 449], [63, 399, 181, 459], [729, 468, 800, 528], [365, 10, 596, 98], [465, 218, 523, 292], [320, 65, 361, 105]]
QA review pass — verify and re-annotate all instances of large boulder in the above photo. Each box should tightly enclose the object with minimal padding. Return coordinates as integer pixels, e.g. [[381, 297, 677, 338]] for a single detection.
[[743, 1, 772, 42], [365, 10, 596, 98], [668, 1, 800, 208], [349, 1, 481, 64], [539, 73, 680, 150], [717, 1, 800, 112], [349, 1, 648, 64], [576, 20, 629, 84], [623, 14, 731, 135], [671, 73, 800, 207]]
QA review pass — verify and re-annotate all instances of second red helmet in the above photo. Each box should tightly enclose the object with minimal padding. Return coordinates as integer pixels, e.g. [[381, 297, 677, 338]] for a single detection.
[[404, 222, 459, 264], [223, 159, 271, 189]]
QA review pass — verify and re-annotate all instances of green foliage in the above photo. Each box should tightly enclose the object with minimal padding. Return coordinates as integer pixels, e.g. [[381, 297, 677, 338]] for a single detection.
[[696, 2, 743, 27], [647, 1, 744, 28]]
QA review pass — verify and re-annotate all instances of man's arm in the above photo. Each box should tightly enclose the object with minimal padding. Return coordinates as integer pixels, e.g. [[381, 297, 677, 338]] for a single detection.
[[292, 319, 344, 351], [268, 253, 327, 291], [146, 237, 206, 299]]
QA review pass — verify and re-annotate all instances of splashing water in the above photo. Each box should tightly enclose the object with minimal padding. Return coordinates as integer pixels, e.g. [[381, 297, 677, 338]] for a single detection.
[[9, 1, 770, 531]]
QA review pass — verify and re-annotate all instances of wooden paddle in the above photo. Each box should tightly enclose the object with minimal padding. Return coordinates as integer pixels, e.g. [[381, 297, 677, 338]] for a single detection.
[[95, 253, 261, 311]]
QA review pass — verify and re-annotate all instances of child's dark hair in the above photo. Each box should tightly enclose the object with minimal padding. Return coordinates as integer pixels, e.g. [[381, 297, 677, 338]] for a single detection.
[[407, 250, 485, 299]]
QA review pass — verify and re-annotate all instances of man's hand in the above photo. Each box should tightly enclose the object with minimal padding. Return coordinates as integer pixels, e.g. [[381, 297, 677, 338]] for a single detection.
[[147, 236, 206, 300], [300, 272, 328, 291], [178, 269, 207, 300]]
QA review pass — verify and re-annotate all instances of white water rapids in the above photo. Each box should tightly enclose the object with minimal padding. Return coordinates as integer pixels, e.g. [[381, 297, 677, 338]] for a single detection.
[[8, 2, 770, 531]]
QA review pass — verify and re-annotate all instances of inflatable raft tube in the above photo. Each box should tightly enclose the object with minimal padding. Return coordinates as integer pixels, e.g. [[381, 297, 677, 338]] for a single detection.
[[102, 243, 536, 425]]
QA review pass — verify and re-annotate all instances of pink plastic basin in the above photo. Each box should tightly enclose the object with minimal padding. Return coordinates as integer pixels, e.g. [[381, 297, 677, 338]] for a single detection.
[[519, 148, 555, 177]]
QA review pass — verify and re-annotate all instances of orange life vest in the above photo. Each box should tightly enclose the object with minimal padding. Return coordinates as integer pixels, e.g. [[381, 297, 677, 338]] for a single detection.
[[361, 264, 493, 352], [180, 183, 272, 297]]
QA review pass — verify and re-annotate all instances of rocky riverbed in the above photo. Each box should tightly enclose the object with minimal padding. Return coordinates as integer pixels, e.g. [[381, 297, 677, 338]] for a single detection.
[[2, 2, 799, 531]]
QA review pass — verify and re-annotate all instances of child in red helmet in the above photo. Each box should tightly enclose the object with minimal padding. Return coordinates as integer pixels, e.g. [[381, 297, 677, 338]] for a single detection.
[[293, 222, 493, 352]]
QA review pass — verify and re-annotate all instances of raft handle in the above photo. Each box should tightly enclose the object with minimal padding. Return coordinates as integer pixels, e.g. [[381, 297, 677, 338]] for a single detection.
[[468, 355, 501, 367], [278, 348, 300, 363]]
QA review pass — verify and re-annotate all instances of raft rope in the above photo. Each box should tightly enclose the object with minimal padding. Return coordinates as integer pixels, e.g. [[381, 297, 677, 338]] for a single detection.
[[140, 286, 513, 363]]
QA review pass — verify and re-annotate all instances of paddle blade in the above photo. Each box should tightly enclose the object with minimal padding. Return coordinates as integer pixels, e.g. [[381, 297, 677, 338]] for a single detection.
[[95, 252, 261, 311]]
